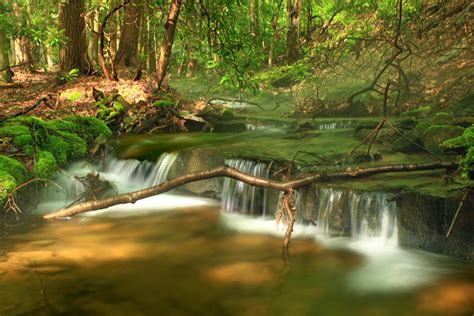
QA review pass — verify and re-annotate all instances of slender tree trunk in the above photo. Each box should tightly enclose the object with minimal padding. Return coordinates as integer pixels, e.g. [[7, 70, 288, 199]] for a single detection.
[[249, 0, 259, 37], [268, 0, 283, 67], [109, 0, 118, 59], [286, 0, 302, 64], [12, 2, 35, 72], [58, 0, 90, 73], [305, 2, 313, 41], [0, 31, 13, 83], [114, 0, 143, 67], [155, 0, 182, 90], [90, 9, 100, 66]]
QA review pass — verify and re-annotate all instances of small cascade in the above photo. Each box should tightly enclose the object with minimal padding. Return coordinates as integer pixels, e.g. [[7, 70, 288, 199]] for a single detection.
[[303, 188, 398, 247], [221, 159, 270, 215], [317, 121, 352, 130], [38, 153, 179, 212], [101, 152, 178, 190]]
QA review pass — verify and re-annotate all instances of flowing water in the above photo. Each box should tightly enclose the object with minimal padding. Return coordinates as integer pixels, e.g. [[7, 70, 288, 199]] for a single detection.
[[1, 153, 473, 316]]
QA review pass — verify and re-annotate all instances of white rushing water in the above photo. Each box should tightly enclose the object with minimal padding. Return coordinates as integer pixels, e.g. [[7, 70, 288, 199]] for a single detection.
[[221, 159, 271, 216], [220, 182, 451, 293], [35, 153, 217, 217], [317, 121, 353, 130]]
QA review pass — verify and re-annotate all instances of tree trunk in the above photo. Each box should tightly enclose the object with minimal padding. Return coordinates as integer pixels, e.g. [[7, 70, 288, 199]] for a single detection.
[[58, 0, 90, 73], [109, 0, 118, 59], [89, 9, 99, 66], [286, 0, 302, 64], [0, 31, 13, 83], [12, 2, 35, 72], [268, 0, 283, 67], [155, 0, 182, 90], [114, 0, 143, 67], [249, 0, 259, 37]]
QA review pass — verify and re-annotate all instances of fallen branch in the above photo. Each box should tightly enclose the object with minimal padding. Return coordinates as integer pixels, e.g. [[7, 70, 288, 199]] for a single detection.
[[44, 161, 456, 220], [0, 95, 55, 123], [42, 161, 456, 251]]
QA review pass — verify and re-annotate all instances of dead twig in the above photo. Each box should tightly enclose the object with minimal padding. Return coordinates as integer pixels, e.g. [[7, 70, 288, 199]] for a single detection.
[[446, 187, 472, 239]]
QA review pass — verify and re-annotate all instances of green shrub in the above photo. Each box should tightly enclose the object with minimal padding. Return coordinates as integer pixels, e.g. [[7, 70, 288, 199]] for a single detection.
[[421, 125, 465, 153], [442, 126, 474, 178]]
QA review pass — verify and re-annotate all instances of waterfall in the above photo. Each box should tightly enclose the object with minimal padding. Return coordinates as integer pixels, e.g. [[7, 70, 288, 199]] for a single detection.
[[37, 153, 179, 212], [317, 121, 352, 130], [100, 153, 178, 190], [305, 188, 398, 247], [221, 159, 270, 216]]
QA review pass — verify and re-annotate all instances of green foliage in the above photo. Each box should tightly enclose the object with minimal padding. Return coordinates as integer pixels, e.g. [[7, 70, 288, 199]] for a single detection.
[[255, 63, 311, 88], [59, 69, 80, 83], [153, 100, 176, 107], [421, 125, 465, 153], [34, 150, 57, 178], [442, 126, 474, 178]]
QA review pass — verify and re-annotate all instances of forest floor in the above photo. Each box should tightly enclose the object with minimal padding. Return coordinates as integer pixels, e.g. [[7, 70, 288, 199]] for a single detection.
[[0, 71, 159, 120]]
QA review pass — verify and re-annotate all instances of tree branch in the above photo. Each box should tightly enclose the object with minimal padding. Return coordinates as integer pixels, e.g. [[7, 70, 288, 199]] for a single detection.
[[43, 161, 456, 219]]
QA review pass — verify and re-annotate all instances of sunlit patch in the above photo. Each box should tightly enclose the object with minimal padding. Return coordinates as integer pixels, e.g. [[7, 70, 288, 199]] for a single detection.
[[206, 261, 276, 285], [417, 281, 474, 314]]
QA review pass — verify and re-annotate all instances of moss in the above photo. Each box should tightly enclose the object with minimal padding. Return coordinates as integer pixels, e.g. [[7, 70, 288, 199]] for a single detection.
[[442, 126, 474, 178], [421, 125, 465, 153], [153, 100, 176, 107], [112, 101, 124, 112], [45, 135, 69, 165], [64, 116, 112, 141], [0, 171, 17, 202], [430, 112, 453, 125], [0, 155, 28, 183], [34, 150, 57, 178], [61, 90, 82, 102], [57, 132, 87, 159], [401, 106, 432, 118], [0, 125, 30, 137], [220, 108, 234, 120]]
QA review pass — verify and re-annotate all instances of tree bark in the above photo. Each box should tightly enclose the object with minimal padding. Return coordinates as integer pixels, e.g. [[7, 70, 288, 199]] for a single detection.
[[249, 0, 259, 37], [286, 0, 302, 64], [58, 0, 90, 74], [0, 30, 13, 83], [12, 2, 35, 72], [268, 0, 284, 67], [114, 0, 143, 67], [43, 161, 456, 219], [155, 0, 182, 90]]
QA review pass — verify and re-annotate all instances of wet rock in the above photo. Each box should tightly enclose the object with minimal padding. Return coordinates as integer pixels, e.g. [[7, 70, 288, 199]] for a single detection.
[[174, 149, 225, 195], [397, 191, 473, 260]]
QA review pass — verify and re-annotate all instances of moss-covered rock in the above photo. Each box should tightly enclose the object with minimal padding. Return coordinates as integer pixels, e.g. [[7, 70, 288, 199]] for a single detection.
[[0, 155, 28, 183], [0, 171, 17, 202], [401, 105, 432, 118], [442, 126, 474, 178], [430, 112, 453, 125], [421, 125, 465, 153], [34, 150, 57, 178]]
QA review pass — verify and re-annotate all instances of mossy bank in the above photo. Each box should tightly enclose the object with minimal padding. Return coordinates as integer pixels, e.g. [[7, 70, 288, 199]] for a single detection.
[[0, 116, 111, 205]]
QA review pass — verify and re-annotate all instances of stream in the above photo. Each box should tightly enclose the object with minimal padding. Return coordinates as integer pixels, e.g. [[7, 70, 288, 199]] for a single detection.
[[0, 149, 473, 315]]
